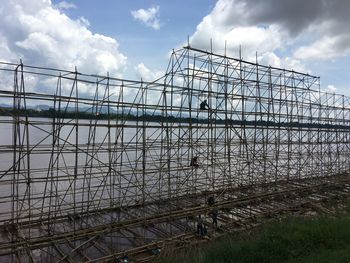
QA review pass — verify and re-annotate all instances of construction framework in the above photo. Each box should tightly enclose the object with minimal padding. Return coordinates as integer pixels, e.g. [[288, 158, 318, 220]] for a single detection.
[[1, 46, 350, 262]]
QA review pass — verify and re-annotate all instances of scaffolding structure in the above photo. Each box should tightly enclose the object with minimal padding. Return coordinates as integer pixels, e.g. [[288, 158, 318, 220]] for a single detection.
[[0, 46, 350, 262]]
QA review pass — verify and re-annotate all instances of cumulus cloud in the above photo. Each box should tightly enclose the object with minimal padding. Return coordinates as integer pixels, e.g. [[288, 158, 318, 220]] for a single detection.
[[294, 34, 350, 60], [326, 85, 337, 93], [189, 0, 350, 70], [189, 0, 290, 67], [135, 63, 164, 82], [258, 52, 307, 73], [131, 6, 161, 30], [0, 0, 127, 78], [0, 33, 16, 62]]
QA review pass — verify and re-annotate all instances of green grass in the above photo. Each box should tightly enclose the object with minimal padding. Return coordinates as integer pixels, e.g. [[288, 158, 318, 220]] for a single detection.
[[156, 205, 350, 263]]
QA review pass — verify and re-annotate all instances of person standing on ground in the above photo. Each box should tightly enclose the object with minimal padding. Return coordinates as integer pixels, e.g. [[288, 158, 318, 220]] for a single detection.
[[211, 209, 218, 228], [197, 215, 204, 236]]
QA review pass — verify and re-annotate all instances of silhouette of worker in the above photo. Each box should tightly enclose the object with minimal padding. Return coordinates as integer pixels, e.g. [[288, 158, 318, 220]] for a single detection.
[[200, 99, 210, 110], [190, 156, 199, 168], [211, 209, 218, 228], [197, 215, 204, 236], [207, 196, 215, 206]]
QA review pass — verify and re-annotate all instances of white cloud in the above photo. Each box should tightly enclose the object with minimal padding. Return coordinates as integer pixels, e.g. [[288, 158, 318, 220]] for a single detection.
[[0, 0, 127, 80], [188, 0, 293, 68], [326, 85, 337, 93], [0, 32, 16, 62], [78, 16, 90, 27], [56, 1, 76, 10], [135, 63, 163, 82], [258, 52, 307, 72], [131, 6, 161, 30], [294, 35, 350, 60], [188, 0, 350, 74]]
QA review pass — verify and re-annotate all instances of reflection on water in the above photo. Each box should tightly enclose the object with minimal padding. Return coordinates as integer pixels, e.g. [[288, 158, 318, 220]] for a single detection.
[[0, 115, 348, 224]]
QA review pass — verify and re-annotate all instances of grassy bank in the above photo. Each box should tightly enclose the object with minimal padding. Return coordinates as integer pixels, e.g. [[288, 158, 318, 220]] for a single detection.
[[157, 204, 350, 262]]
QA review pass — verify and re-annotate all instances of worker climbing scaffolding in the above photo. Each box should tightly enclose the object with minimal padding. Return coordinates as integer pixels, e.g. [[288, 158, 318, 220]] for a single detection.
[[190, 156, 199, 168], [200, 99, 210, 110], [197, 94, 251, 165]]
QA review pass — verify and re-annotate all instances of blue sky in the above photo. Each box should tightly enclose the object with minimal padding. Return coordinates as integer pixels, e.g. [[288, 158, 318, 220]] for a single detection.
[[1, 0, 350, 96], [57, 0, 215, 70]]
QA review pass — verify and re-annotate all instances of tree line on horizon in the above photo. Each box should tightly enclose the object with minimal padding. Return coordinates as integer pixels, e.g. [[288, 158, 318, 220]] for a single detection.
[[0, 106, 348, 130]]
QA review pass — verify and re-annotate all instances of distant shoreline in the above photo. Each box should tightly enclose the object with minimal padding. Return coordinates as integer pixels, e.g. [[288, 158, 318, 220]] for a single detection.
[[1, 107, 349, 130]]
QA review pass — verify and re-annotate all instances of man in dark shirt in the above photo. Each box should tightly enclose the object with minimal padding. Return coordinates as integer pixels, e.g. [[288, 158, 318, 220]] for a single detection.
[[190, 156, 199, 168], [200, 99, 210, 110]]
